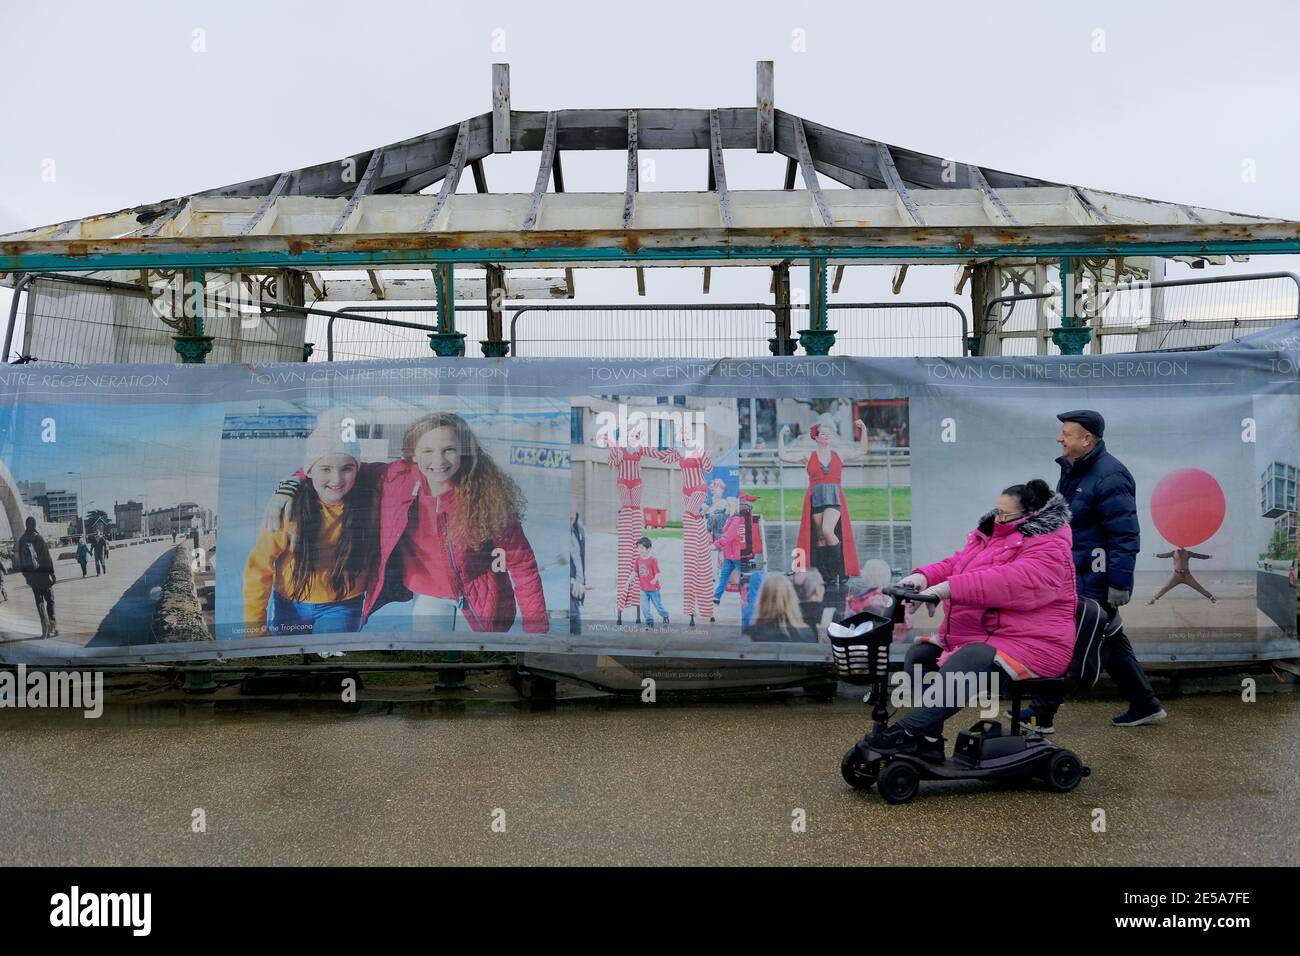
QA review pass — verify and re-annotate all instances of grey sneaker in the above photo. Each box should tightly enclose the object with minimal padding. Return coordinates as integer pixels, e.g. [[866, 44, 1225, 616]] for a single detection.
[[1112, 704, 1167, 727]]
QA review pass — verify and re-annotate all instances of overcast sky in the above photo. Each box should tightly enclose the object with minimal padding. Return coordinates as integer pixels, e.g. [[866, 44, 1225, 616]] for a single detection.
[[3, 0, 1299, 340]]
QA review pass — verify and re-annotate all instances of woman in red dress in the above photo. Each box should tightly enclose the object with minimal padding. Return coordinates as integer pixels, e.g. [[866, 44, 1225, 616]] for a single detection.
[[778, 417, 869, 585]]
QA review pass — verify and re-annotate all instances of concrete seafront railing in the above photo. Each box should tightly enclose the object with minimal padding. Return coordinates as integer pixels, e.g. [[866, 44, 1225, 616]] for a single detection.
[[737, 448, 910, 489], [152, 544, 212, 644]]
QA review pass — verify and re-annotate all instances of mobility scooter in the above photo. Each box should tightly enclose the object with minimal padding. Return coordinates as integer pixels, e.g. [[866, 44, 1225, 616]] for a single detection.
[[832, 584, 1107, 804]]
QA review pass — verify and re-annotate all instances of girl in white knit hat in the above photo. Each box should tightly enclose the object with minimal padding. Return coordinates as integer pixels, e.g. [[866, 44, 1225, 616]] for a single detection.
[[243, 414, 374, 637]]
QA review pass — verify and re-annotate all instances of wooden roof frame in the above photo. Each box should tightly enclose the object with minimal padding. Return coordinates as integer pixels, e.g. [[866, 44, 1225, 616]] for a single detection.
[[3, 61, 1297, 284]]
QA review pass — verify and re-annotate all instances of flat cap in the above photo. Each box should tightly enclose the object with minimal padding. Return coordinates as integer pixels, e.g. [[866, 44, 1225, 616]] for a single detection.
[[1056, 409, 1104, 438]]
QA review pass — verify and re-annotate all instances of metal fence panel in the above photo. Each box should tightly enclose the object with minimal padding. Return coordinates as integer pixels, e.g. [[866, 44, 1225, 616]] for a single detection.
[[826, 302, 968, 357], [1109, 273, 1300, 352], [509, 302, 967, 358], [9, 270, 1294, 364], [510, 304, 778, 358], [983, 271, 1300, 356], [11, 276, 307, 365], [321, 307, 489, 362]]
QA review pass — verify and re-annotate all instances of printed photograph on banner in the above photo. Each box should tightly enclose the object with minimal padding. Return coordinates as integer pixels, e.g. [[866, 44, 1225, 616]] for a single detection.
[[215, 396, 569, 642], [908, 394, 1272, 661], [1252, 395, 1299, 644], [736, 396, 911, 644], [569, 395, 739, 637], [0, 402, 222, 651]]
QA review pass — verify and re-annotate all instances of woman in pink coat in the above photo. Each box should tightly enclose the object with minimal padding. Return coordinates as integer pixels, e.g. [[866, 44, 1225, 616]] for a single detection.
[[865, 479, 1076, 761]]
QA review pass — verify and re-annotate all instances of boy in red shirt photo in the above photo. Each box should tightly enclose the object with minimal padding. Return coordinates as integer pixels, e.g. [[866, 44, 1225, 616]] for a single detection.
[[634, 536, 669, 628]]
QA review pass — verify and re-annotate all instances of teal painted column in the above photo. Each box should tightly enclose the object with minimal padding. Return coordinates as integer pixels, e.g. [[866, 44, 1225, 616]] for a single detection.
[[799, 256, 836, 355], [429, 262, 467, 357], [1051, 255, 1092, 355], [173, 267, 214, 363]]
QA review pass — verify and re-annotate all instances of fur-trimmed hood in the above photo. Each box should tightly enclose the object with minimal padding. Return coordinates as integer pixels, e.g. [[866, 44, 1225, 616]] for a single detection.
[[976, 493, 1071, 538]]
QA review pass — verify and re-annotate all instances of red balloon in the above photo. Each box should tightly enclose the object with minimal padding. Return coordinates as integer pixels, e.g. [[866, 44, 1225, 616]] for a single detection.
[[1150, 468, 1226, 548]]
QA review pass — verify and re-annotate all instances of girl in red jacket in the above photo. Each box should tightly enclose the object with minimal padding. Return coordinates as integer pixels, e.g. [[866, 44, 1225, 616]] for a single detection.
[[266, 412, 549, 634]]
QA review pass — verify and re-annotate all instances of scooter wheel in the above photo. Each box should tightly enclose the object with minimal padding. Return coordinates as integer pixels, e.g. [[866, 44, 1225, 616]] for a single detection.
[[840, 747, 879, 790], [1044, 749, 1085, 792], [877, 760, 920, 804]]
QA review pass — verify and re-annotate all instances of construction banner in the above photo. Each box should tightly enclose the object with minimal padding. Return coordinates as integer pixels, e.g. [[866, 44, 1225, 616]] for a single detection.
[[1, 327, 1297, 665]]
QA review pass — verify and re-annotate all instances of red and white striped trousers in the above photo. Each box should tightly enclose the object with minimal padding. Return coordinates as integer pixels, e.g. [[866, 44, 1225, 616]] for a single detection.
[[681, 488, 715, 618]]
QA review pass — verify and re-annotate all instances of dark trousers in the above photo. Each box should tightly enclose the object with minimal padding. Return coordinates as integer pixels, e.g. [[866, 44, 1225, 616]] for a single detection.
[[32, 584, 55, 630], [1035, 600, 1159, 720], [94, 555, 106, 575], [895, 641, 1002, 738]]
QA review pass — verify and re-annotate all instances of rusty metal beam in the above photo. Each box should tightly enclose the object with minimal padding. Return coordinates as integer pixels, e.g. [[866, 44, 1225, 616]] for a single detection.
[[420, 121, 470, 231], [793, 116, 834, 227], [240, 172, 292, 236], [130, 199, 187, 239], [10, 222, 1297, 275], [522, 112, 558, 230], [1071, 187, 1115, 225], [875, 143, 925, 226], [708, 109, 733, 227], [967, 164, 1020, 226], [330, 148, 385, 233]]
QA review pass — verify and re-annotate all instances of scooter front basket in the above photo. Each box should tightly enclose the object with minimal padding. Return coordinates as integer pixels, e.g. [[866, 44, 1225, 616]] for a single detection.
[[828, 609, 894, 684]]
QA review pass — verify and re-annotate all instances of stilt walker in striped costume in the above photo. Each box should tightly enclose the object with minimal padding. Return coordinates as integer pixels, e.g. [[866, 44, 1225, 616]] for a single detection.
[[599, 428, 671, 624], [660, 436, 715, 627]]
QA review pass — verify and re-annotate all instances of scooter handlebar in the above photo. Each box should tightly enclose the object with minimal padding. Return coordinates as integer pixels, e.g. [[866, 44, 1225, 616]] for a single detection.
[[882, 584, 942, 604]]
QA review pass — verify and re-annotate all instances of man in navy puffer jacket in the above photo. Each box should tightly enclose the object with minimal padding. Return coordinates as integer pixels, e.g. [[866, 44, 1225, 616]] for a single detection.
[[1019, 410, 1167, 730], [1055, 411, 1140, 605]]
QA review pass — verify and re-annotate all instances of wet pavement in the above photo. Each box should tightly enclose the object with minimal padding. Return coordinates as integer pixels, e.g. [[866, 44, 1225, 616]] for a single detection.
[[1, 690, 1297, 866]]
